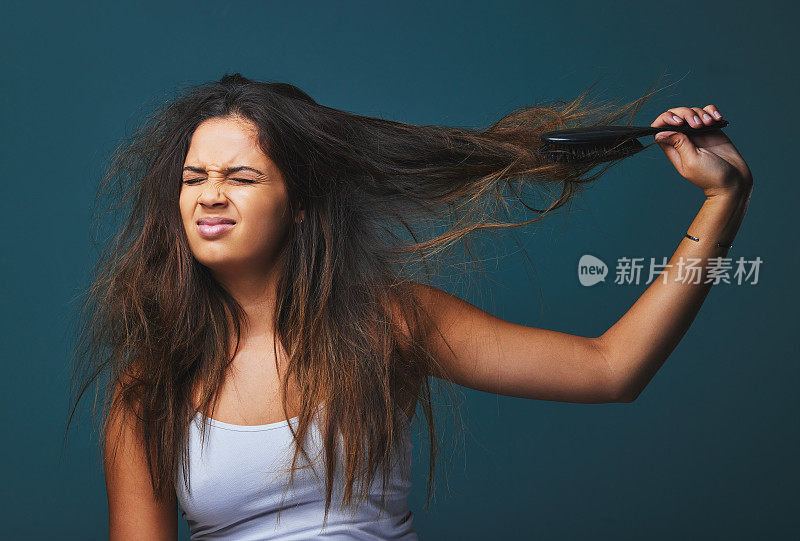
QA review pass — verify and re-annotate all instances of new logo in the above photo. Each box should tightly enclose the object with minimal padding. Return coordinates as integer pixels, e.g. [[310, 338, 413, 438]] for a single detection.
[[578, 254, 608, 287]]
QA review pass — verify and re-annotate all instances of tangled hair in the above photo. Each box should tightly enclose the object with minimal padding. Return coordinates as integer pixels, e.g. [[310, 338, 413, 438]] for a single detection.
[[65, 72, 669, 526]]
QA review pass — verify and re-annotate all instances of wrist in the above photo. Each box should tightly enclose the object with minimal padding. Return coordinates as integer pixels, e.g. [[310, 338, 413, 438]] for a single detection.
[[691, 181, 752, 250], [703, 178, 753, 200]]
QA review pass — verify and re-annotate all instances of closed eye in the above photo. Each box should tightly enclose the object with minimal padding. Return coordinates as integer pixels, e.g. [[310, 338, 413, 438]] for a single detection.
[[182, 178, 255, 185]]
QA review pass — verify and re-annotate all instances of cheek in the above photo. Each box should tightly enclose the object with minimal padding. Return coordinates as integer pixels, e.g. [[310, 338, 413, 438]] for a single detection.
[[178, 191, 190, 218], [178, 197, 194, 234], [249, 202, 291, 239], [235, 194, 292, 242], [240, 188, 291, 223]]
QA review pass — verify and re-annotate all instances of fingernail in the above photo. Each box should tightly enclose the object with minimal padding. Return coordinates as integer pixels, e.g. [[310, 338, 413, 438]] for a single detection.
[[713, 111, 721, 119], [672, 115, 682, 123], [702, 114, 712, 122], [693, 115, 701, 125]]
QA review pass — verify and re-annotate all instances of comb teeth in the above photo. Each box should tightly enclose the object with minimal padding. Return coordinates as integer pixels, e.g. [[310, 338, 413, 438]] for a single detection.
[[537, 138, 644, 164]]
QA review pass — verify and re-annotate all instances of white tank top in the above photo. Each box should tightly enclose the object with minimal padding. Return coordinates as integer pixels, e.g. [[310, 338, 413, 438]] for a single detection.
[[175, 402, 418, 540]]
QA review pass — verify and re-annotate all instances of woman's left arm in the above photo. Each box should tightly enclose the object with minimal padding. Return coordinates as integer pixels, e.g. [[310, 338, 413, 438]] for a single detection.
[[408, 105, 752, 404], [594, 104, 753, 401]]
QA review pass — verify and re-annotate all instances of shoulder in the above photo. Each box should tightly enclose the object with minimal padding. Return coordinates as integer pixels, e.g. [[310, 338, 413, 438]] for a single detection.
[[387, 281, 445, 344], [396, 281, 467, 334], [387, 281, 475, 373]]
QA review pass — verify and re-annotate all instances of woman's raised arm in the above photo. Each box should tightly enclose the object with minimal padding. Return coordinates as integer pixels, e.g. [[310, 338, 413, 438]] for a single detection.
[[593, 104, 752, 401], [412, 104, 752, 404]]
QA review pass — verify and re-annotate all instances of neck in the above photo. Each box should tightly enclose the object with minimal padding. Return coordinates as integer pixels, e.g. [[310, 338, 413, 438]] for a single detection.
[[211, 252, 285, 340]]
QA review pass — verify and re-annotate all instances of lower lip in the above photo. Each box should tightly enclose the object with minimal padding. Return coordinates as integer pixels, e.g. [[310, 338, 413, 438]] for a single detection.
[[197, 223, 236, 239]]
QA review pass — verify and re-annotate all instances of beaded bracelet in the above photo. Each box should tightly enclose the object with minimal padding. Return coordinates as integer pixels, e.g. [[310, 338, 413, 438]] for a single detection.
[[685, 233, 733, 249]]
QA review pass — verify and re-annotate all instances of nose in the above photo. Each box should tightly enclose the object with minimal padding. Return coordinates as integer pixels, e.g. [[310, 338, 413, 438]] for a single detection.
[[197, 179, 228, 206]]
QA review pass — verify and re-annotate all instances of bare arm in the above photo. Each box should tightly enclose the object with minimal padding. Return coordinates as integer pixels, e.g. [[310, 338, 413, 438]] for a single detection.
[[104, 381, 178, 541], [410, 104, 752, 404], [595, 186, 752, 401], [410, 282, 623, 403], [594, 104, 753, 401]]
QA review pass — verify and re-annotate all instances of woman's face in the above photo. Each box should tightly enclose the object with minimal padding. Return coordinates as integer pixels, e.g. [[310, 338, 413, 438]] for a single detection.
[[179, 115, 303, 275]]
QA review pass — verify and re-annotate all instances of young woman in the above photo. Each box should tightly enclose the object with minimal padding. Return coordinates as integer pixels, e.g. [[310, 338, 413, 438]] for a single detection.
[[67, 74, 752, 540]]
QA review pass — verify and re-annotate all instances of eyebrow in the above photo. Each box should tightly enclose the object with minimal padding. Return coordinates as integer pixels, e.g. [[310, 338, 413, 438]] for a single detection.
[[182, 166, 265, 176]]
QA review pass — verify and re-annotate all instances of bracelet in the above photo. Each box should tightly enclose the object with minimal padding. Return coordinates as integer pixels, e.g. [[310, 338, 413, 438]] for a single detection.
[[685, 232, 733, 249]]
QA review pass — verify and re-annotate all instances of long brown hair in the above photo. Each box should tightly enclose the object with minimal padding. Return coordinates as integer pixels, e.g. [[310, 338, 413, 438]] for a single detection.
[[65, 73, 668, 525]]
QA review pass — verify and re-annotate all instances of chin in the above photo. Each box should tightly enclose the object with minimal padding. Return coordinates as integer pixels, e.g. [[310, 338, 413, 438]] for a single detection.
[[190, 242, 232, 263]]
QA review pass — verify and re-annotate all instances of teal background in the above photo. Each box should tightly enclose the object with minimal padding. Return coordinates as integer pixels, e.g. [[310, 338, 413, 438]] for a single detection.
[[2, 1, 796, 539]]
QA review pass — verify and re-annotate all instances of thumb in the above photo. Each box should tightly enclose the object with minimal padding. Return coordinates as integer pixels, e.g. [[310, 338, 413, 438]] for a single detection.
[[654, 130, 697, 159]]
